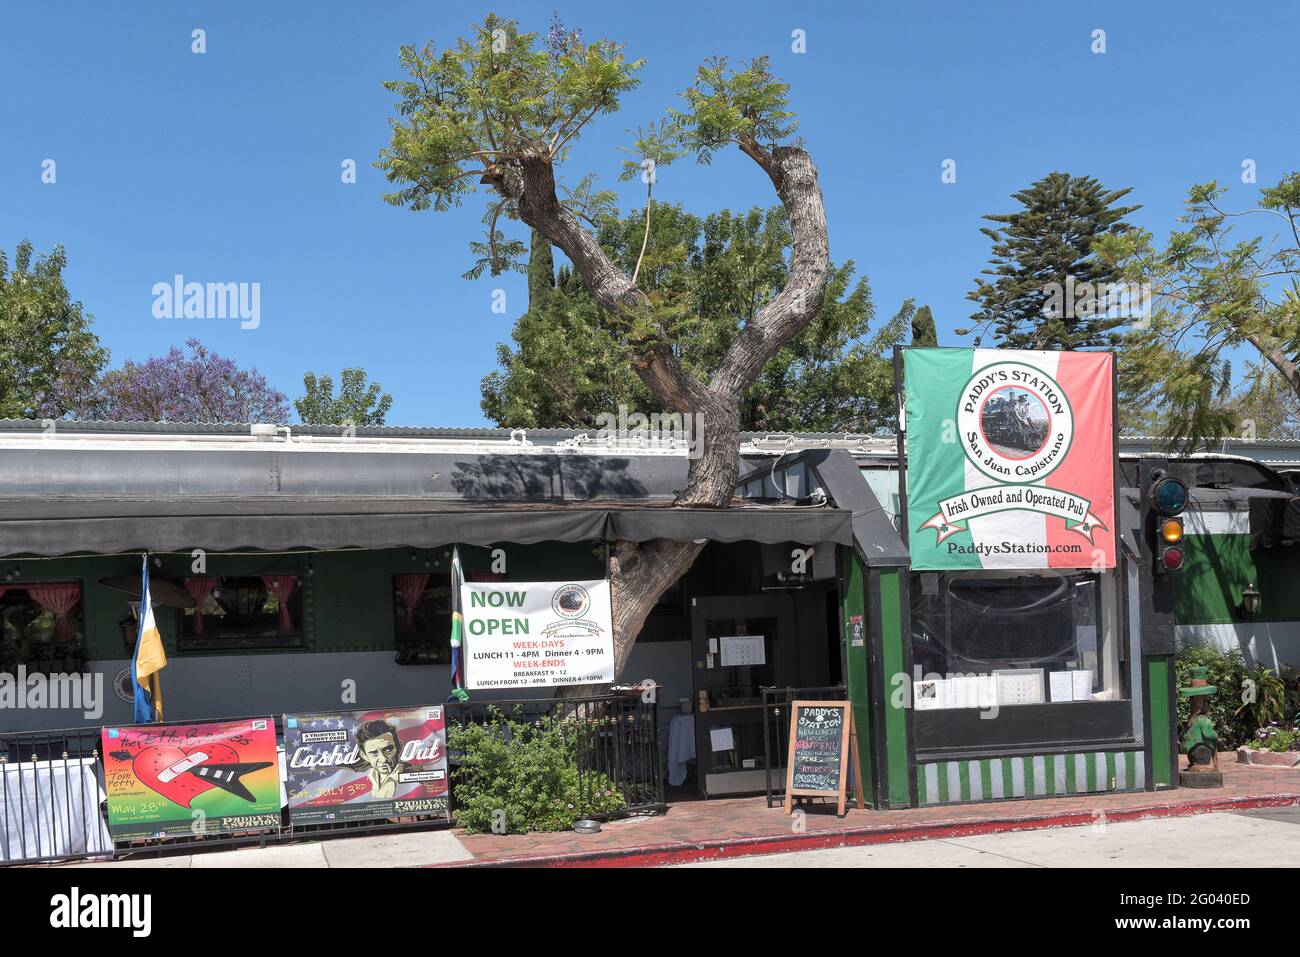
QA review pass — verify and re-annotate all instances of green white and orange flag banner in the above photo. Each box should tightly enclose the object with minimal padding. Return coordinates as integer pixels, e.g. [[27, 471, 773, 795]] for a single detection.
[[902, 348, 1117, 570]]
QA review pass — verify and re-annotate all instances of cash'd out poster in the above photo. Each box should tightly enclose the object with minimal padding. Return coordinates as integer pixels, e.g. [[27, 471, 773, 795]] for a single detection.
[[282, 706, 449, 825], [462, 580, 614, 690], [902, 348, 1116, 570], [100, 717, 281, 840]]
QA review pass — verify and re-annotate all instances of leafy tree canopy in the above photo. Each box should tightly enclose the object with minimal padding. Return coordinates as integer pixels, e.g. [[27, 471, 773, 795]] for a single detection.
[[79, 338, 289, 423], [295, 368, 394, 427], [0, 241, 108, 419], [1099, 172, 1300, 450], [965, 172, 1139, 349], [482, 204, 903, 433]]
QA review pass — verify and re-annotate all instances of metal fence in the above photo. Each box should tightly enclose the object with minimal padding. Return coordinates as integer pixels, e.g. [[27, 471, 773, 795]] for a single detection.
[[761, 685, 848, 808], [447, 690, 665, 818], [0, 726, 113, 865], [1, 692, 663, 866]]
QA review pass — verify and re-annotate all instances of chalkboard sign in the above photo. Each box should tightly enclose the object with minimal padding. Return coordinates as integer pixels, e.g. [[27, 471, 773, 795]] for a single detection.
[[783, 700, 863, 816]]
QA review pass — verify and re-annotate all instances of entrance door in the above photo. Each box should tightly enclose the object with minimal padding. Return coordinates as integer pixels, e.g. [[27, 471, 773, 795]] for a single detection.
[[689, 595, 796, 797]]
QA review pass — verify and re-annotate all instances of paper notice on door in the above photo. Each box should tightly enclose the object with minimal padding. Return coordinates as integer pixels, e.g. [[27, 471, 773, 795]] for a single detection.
[[1072, 670, 1094, 700], [710, 727, 735, 752], [719, 635, 766, 667]]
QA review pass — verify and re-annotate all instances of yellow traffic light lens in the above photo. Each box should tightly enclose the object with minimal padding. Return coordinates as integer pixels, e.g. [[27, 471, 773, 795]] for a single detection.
[[1161, 518, 1184, 544]]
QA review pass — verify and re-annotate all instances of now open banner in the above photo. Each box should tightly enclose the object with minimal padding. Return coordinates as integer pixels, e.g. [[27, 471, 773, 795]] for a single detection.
[[462, 580, 614, 689], [903, 348, 1116, 570]]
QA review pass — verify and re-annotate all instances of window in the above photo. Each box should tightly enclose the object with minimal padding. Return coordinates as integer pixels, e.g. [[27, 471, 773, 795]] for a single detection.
[[0, 582, 86, 674], [910, 569, 1126, 710], [180, 575, 303, 650], [393, 574, 451, 665]]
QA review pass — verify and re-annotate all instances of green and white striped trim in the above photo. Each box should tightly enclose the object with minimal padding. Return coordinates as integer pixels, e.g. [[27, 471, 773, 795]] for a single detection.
[[917, 751, 1146, 805]]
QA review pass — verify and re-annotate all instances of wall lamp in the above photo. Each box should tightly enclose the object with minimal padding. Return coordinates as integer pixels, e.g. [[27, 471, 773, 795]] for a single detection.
[[1239, 583, 1262, 621]]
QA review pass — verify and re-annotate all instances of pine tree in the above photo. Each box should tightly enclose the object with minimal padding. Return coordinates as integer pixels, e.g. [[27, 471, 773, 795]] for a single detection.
[[526, 229, 554, 311], [965, 172, 1139, 349], [911, 304, 937, 346]]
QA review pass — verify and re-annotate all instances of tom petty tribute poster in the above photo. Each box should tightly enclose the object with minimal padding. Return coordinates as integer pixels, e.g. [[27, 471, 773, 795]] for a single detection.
[[282, 706, 449, 825], [902, 348, 1116, 570], [101, 717, 281, 840]]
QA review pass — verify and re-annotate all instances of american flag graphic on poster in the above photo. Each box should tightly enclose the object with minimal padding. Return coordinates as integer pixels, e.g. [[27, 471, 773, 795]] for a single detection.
[[282, 706, 449, 825]]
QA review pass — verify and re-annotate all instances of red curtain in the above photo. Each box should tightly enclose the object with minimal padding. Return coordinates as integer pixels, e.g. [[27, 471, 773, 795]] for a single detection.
[[183, 576, 217, 634], [395, 574, 429, 633], [260, 575, 298, 634], [27, 583, 81, 642]]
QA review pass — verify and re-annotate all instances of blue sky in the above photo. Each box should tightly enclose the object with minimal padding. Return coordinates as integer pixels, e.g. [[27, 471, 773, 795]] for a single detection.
[[3, 1, 1296, 426]]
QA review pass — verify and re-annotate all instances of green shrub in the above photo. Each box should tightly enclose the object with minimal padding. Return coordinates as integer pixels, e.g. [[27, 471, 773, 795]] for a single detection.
[[1175, 645, 1254, 750], [1247, 726, 1300, 752], [448, 707, 627, 835]]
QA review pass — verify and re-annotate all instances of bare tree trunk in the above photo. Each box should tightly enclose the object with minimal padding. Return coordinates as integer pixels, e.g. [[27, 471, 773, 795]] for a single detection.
[[1245, 330, 1300, 396], [483, 135, 829, 698]]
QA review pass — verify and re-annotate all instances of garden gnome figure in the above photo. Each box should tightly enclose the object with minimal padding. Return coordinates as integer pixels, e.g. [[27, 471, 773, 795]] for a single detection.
[[1180, 666, 1223, 788]]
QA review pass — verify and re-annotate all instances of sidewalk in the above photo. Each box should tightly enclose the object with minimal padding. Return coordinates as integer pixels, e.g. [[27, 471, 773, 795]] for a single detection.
[[64, 756, 1298, 868], [445, 757, 1300, 867]]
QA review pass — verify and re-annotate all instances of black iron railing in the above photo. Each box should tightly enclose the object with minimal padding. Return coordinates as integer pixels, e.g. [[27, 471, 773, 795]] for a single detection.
[[0, 726, 114, 865], [0, 691, 663, 866], [448, 691, 665, 818]]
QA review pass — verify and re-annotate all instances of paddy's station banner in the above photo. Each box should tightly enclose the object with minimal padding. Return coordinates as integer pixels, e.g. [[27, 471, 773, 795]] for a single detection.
[[100, 717, 281, 840], [462, 580, 614, 689], [902, 348, 1116, 570], [283, 706, 449, 825]]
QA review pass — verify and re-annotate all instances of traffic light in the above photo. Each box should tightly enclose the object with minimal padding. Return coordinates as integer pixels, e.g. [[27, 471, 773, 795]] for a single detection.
[[1148, 472, 1188, 573]]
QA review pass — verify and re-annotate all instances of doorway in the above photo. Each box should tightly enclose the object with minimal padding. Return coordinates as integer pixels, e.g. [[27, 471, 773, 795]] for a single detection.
[[688, 584, 840, 797]]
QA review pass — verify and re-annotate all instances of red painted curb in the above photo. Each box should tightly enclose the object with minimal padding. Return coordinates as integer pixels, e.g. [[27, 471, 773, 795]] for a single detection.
[[430, 792, 1300, 868]]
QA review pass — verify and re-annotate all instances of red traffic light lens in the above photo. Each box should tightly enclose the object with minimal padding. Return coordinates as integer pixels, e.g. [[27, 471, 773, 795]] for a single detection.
[[1161, 546, 1184, 571]]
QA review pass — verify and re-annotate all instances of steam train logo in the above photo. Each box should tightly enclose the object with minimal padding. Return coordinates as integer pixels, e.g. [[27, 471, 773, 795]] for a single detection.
[[956, 361, 1074, 482], [979, 388, 1050, 457]]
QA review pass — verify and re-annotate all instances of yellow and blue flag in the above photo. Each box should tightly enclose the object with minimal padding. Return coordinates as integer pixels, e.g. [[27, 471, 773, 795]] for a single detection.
[[132, 554, 167, 723]]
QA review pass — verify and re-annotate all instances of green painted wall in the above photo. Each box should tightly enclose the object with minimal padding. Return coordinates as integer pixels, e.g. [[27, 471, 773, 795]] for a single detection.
[[1147, 656, 1174, 787], [1176, 534, 1300, 625], [878, 566, 912, 808], [0, 543, 604, 660], [916, 750, 1145, 804], [841, 547, 874, 804]]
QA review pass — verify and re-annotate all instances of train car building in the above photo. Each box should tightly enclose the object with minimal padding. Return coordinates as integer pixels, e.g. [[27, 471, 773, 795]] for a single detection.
[[1, 416, 1296, 812]]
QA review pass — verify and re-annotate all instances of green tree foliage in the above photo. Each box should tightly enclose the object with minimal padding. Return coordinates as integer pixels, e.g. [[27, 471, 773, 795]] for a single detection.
[[0, 241, 108, 418], [911, 304, 937, 346], [1099, 173, 1300, 451], [295, 368, 394, 426], [526, 229, 555, 310], [1233, 363, 1300, 440], [964, 172, 1139, 349], [378, 14, 836, 681], [482, 204, 900, 432]]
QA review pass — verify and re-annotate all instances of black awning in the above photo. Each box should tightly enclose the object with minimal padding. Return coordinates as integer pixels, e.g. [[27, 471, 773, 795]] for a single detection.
[[0, 498, 853, 556]]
